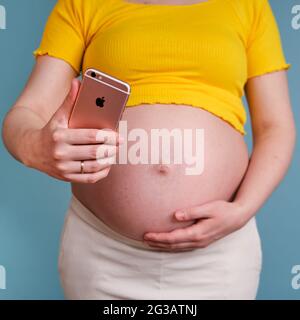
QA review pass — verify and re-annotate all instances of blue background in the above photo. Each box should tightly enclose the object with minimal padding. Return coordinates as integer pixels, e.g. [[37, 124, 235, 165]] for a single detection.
[[0, 0, 299, 299]]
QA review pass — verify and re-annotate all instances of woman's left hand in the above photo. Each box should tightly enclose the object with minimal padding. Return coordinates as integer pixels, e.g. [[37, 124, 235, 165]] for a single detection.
[[143, 200, 249, 252]]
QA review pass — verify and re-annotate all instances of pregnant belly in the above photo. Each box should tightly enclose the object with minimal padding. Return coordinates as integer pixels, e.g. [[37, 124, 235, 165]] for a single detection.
[[71, 104, 249, 241]]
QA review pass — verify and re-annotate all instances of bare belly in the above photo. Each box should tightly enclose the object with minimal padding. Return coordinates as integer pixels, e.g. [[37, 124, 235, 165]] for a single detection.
[[71, 104, 249, 241]]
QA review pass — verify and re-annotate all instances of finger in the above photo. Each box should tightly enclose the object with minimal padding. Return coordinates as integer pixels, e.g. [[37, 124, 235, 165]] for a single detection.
[[175, 202, 214, 221], [53, 78, 81, 127], [63, 167, 111, 184], [144, 224, 201, 244], [145, 241, 200, 252], [96, 129, 123, 146], [53, 128, 124, 145], [55, 144, 118, 161], [55, 158, 115, 174]]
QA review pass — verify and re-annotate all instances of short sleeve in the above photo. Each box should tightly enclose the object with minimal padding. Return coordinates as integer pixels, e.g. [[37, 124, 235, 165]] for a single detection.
[[246, 0, 291, 79], [33, 0, 86, 74]]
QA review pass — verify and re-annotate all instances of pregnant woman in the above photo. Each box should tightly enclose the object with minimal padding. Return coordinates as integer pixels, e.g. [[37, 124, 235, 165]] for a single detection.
[[2, 0, 295, 299]]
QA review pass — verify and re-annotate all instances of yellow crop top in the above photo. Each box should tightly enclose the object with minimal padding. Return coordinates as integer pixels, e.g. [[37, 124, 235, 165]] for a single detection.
[[33, 0, 291, 135]]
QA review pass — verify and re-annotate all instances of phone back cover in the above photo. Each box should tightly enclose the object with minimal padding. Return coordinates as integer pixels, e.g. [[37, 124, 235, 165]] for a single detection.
[[68, 75, 130, 130]]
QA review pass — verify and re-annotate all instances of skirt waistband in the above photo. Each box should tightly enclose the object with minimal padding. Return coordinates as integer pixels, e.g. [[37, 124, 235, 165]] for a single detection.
[[69, 194, 159, 251]]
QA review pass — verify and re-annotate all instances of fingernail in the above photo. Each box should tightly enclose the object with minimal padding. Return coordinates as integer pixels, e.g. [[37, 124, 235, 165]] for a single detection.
[[176, 211, 185, 220], [96, 131, 108, 143]]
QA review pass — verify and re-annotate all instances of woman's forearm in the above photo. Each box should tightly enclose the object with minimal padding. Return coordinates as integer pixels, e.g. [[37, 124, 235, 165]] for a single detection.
[[234, 125, 296, 224], [2, 106, 46, 166]]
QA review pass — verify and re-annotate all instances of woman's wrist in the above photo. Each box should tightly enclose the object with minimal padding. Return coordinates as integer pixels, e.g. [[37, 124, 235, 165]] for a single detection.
[[233, 198, 260, 227]]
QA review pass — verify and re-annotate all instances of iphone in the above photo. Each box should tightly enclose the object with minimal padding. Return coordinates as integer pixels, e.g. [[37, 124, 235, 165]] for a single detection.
[[68, 68, 131, 130]]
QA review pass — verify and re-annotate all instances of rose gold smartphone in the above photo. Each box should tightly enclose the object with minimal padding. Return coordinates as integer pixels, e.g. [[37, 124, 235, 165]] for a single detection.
[[68, 68, 131, 130]]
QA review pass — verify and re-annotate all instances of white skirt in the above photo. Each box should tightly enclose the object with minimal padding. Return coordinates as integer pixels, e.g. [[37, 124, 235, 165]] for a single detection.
[[58, 194, 262, 300]]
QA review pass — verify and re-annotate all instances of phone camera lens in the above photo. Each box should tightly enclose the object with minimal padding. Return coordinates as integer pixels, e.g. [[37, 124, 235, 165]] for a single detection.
[[91, 72, 96, 78]]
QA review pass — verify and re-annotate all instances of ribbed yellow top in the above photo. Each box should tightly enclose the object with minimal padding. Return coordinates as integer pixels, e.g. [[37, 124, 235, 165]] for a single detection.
[[33, 0, 291, 135]]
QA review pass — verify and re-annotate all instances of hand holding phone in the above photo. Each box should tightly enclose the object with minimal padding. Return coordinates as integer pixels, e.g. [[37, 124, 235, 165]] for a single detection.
[[29, 78, 125, 184]]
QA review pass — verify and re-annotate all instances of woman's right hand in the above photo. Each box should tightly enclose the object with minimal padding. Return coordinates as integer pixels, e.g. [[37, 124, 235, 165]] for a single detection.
[[26, 78, 124, 183]]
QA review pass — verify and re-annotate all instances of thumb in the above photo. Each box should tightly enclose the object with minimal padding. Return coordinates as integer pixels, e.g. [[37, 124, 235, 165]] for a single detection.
[[174, 201, 215, 221], [53, 78, 81, 127]]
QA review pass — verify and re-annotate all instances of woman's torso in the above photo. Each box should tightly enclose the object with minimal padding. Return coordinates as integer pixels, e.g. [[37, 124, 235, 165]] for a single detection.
[[71, 0, 249, 241]]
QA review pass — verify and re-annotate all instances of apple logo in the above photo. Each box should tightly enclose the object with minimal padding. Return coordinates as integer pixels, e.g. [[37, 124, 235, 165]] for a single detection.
[[96, 97, 105, 108]]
